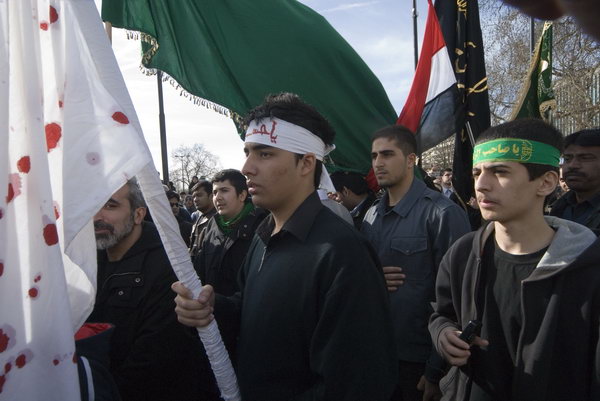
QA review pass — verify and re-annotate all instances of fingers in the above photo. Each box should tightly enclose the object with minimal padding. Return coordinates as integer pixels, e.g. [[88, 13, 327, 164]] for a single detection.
[[471, 336, 489, 347], [382, 266, 406, 291], [416, 375, 425, 391], [439, 328, 472, 366], [171, 281, 193, 299], [172, 283, 215, 328]]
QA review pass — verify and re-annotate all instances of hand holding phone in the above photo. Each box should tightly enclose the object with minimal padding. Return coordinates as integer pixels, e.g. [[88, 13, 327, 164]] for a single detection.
[[458, 320, 482, 344]]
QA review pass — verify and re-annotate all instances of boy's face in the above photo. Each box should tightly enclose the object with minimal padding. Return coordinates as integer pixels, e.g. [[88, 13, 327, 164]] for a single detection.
[[212, 179, 247, 220], [473, 161, 543, 223], [242, 143, 305, 212]]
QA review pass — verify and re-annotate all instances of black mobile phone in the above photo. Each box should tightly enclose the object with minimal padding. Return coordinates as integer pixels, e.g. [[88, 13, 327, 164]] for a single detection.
[[458, 320, 482, 344]]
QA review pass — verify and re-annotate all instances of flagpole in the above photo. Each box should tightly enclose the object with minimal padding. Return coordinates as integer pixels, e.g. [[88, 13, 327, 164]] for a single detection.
[[530, 18, 535, 53], [412, 0, 419, 69], [157, 71, 169, 184]]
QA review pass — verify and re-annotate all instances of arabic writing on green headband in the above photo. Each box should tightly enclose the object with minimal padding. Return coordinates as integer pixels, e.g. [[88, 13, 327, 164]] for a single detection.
[[473, 138, 560, 167]]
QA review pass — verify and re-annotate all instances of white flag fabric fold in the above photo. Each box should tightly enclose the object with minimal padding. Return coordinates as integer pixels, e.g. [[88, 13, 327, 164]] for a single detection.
[[1, 1, 239, 399]]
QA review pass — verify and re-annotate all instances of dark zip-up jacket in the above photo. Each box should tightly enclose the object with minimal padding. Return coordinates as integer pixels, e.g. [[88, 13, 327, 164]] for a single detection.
[[193, 206, 267, 296], [87, 222, 212, 401], [430, 217, 600, 401]]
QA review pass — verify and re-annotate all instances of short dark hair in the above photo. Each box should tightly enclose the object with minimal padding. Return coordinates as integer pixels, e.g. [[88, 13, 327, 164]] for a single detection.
[[330, 171, 369, 195], [191, 180, 212, 196], [371, 125, 417, 156], [476, 118, 564, 180], [166, 190, 180, 201], [442, 168, 452, 174], [212, 169, 248, 199], [244, 92, 335, 188], [564, 128, 600, 148]]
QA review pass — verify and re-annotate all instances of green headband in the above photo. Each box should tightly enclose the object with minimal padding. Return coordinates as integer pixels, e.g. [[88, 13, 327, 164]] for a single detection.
[[473, 138, 560, 167]]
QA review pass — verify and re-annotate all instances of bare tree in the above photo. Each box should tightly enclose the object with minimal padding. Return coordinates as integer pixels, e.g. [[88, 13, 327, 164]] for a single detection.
[[170, 144, 222, 192], [480, 0, 600, 131]]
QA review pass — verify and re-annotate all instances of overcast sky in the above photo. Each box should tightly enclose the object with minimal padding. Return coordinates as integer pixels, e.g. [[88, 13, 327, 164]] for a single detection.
[[95, 0, 429, 177]]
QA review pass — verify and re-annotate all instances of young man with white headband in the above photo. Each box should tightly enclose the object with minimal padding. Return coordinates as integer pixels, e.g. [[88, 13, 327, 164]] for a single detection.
[[429, 119, 600, 401], [173, 93, 397, 400]]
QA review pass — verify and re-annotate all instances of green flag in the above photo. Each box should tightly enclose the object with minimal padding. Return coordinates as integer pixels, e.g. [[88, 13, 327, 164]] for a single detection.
[[101, 0, 397, 173], [511, 22, 556, 120]]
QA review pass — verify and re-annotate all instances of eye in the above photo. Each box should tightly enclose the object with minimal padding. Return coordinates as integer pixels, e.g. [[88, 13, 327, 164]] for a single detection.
[[260, 151, 271, 158]]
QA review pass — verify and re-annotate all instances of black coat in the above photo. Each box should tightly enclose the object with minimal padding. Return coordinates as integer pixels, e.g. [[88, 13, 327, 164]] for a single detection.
[[193, 206, 267, 296], [87, 222, 217, 401]]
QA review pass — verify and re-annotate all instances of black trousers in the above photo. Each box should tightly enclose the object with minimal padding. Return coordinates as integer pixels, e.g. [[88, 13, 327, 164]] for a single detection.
[[389, 360, 425, 401]]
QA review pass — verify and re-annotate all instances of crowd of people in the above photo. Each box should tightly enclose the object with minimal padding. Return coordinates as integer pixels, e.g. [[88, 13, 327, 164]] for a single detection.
[[84, 92, 600, 401]]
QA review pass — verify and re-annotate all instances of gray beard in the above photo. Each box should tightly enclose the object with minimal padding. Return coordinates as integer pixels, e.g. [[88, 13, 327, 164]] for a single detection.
[[95, 216, 135, 250]]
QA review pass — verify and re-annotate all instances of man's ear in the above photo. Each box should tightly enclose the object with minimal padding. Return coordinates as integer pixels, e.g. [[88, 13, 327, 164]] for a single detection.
[[238, 189, 248, 203], [407, 153, 417, 169], [134, 207, 147, 225], [299, 153, 317, 178], [537, 170, 560, 197]]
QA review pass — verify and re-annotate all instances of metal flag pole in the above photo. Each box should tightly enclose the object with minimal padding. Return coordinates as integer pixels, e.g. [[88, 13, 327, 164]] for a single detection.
[[530, 17, 535, 53], [157, 71, 169, 184], [412, 0, 419, 70]]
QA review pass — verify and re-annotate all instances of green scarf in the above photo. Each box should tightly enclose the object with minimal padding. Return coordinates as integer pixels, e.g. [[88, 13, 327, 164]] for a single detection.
[[215, 202, 254, 236]]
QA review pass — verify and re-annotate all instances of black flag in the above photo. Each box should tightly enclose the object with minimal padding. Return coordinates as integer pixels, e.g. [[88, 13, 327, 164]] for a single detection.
[[434, 0, 490, 206]]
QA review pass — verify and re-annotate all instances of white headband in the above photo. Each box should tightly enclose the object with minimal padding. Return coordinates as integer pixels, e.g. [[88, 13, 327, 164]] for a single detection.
[[245, 118, 337, 193]]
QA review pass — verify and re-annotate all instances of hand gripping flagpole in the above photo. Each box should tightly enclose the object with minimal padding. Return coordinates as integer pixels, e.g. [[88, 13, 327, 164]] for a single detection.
[[137, 166, 241, 401]]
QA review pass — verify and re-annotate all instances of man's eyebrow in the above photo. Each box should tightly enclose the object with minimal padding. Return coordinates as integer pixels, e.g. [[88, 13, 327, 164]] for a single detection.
[[246, 143, 274, 151]]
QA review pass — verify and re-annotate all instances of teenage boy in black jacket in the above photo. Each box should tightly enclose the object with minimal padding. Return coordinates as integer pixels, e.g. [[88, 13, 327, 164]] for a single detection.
[[173, 93, 397, 401], [429, 119, 600, 401]]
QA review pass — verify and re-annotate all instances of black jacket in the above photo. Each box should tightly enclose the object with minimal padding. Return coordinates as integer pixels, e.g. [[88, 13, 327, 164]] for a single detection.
[[550, 190, 600, 235], [193, 206, 267, 296], [189, 208, 217, 258], [87, 222, 214, 401], [215, 192, 398, 401], [429, 217, 600, 401]]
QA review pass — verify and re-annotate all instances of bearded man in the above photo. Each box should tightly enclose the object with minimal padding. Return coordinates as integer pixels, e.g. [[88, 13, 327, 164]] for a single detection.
[[88, 178, 213, 401]]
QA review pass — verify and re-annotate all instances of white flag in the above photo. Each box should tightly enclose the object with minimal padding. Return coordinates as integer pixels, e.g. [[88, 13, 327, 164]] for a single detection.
[[1, 1, 151, 398]]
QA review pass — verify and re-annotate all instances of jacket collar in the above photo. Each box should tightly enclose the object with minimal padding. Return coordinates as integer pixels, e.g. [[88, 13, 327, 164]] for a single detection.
[[475, 217, 597, 279], [376, 178, 427, 218], [257, 191, 322, 244]]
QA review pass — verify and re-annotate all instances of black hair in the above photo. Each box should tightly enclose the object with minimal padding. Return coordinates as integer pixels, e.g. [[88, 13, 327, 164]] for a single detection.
[[442, 168, 453, 174], [371, 125, 417, 156], [211, 169, 248, 200], [166, 190, 180, 202], [244, 92, 336, 188], [191, 180, 213, 196], [564, 128, 600, 148], [330, 171, 369, 195], [476, 118, 564, 180]]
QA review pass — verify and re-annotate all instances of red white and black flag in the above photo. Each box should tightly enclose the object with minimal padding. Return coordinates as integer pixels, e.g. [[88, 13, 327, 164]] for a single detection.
[[397, 0, 458, 153]]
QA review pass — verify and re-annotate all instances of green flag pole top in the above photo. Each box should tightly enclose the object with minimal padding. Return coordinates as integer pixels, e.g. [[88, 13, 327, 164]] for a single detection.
[[473, 138, 560, 167], [510, 22, 557, 121]]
